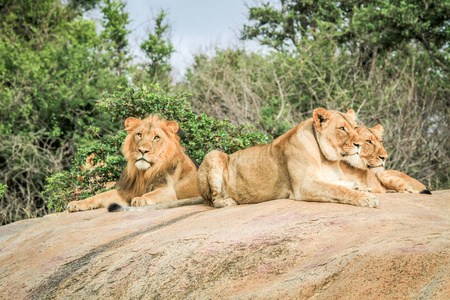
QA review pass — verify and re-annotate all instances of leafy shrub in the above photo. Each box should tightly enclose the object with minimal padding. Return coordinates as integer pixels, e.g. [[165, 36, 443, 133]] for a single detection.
[[43, 132, 126, 212], [0, 0, 128, 224], [0, 184, 6, 200], [44, 85, 271, 211]]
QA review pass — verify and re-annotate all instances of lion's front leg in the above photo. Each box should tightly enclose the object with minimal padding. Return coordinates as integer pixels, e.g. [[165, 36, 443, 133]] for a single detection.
[[67, 189, 125, 212], [131, 186, 178, 207], [296, 179, 380, 208], [334, 180, 370, 192]]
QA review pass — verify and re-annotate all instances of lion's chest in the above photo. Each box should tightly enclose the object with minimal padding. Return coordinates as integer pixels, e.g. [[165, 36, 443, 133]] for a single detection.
[[320, 161, 343, 183]]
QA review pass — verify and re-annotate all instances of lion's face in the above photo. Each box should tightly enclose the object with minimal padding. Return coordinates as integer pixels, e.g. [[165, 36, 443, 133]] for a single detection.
[[313, 108, 363, 161], [344, 124, 388, 172], [359, 125, 388, 172], [122, 116, 180, 171]]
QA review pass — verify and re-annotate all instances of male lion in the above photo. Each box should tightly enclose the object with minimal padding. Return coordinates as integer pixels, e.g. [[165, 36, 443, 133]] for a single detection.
[[67, 115, 200, 212], [341, 124, 430, 194]]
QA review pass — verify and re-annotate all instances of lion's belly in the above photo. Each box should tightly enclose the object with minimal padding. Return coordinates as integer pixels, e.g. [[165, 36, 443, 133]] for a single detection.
[[224, 149, 291, 204], [174, 168, 200, 199]]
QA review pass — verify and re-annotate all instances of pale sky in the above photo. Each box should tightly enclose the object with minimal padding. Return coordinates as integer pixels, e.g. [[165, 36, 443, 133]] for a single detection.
[[123, 0, 267, 79]]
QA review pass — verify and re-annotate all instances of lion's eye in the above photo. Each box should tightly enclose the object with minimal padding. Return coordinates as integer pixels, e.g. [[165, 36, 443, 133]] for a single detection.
[[154, 135, 160, 141], [366, 140, 373, 145], [136, 133, 142, 138], [338, 127, 346, 132]]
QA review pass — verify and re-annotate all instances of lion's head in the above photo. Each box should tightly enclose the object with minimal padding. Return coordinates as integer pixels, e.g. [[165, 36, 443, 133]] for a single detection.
[[312, 108, 363, 161], [344, 124, 388, 172], [122, 115, 181, 173]]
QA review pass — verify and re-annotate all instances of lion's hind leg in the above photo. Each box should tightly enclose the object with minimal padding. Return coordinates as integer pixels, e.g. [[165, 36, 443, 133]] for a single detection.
[[197, 150, 238, 208], [376, 170, 430, 194], [212, 197, 238, 208], [376, 170, 415, 193]]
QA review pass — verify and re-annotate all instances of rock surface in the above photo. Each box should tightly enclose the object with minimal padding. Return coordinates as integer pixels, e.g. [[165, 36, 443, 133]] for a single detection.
[[0, 191, 449, 299]]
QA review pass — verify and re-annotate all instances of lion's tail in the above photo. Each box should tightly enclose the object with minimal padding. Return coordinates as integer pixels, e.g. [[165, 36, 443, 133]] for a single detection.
[[108, 203, 128, 212], [108, 197, 209, 212]]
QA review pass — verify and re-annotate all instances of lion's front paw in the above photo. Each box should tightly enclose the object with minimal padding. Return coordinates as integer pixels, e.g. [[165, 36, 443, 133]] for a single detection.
[[67, 201, 79, 213], [67, 200, 92, 212], [353, 183, 370, 193], [131, 197, 156, 207], [355, 193, 380, 208]]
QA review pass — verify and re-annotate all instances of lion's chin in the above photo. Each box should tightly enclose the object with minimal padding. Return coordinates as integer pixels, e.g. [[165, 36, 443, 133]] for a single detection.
[[345, 155, 366, 169], [135, 160, 151, 170], [368, 165, 385, 174], [341, 151, 358, 157]]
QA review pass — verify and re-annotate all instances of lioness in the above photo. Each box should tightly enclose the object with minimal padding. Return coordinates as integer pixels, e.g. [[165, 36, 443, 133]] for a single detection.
[[67, 115, 200, 212], [341, 124, 430, 194], [195, 108, 380, 208]]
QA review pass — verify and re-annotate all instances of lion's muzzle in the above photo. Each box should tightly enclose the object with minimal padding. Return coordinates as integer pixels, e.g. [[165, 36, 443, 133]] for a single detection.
[[135, 157, 154, 170], [342, 142, 361, 157]]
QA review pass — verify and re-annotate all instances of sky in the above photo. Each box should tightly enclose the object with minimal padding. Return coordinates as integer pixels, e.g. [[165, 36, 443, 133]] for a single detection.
[[120, 0, 268, 79]]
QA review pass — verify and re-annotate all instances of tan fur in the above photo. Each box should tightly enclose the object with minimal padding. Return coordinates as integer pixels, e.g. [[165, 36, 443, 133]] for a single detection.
[[197, 108, 380, 208], [376, 170, 428, 193], [67, 115, 199, 212], [341, 125, 428, 193]]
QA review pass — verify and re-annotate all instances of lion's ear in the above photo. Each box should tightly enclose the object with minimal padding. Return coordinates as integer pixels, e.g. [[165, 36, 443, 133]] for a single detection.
[[372, 124, 384, 135], [313, 108, 333, 131], [165, 121, 179, 134], [125, 117, 140, 133], [346, 109, 356, 121]]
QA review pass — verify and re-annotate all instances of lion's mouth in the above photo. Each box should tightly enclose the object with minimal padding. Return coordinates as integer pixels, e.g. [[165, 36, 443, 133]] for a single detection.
[[341, 152, 358, 157], [368, 164, 384, 168], [135, 158, 154, 170], [341, 146, 361, 157], [137, 158, 151, 163]]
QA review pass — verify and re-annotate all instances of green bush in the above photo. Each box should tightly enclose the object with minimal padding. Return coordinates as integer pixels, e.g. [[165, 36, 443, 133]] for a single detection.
[[43, 85, 271, 211], [0, 0, 129, 224], [0, 184, 6, 200]]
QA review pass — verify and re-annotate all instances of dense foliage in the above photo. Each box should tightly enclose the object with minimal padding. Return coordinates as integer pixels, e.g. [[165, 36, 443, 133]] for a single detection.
[[43, 86, 270, 211], [242, 0, 449, 69], [133, 10, 175, 88], [0, 184, 6, 200], [0, 0, 129, 224], [100, 0, 132, 76]]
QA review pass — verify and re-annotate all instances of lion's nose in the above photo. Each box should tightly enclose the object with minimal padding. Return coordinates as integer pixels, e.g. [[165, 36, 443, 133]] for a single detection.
[[138, 148, 149, 155], [378, 155, 387, 161], [353, 142, 361, 149]]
